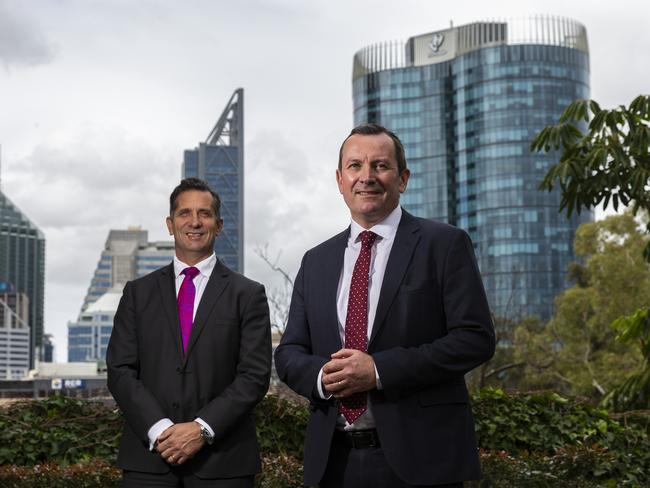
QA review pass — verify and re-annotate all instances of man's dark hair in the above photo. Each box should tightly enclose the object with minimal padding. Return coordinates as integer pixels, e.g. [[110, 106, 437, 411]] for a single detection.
[[338, 123, 407, 174], [169, 178, 221, 218]]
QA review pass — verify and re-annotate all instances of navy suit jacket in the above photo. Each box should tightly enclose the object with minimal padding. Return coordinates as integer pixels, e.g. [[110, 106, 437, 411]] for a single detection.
[[274, 210, 495, 486], [106, 260, 272, 478]]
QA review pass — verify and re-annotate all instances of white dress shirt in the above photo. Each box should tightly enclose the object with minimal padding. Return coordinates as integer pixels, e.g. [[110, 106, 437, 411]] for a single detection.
[[147, 253, 217, 448], [317, 205, 402, 430]]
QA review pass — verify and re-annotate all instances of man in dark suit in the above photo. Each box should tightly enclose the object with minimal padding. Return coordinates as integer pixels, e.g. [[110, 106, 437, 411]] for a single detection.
[[107, 178, 271, 487], [274, 124, 495, 487]]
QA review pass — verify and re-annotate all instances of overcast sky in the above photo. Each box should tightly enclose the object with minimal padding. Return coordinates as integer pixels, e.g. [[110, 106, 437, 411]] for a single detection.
[[1, 0, 648, 362]]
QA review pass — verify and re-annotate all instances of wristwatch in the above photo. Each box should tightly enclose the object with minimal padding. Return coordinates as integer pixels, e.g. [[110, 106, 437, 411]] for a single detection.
[[198, 424, 214, 445]]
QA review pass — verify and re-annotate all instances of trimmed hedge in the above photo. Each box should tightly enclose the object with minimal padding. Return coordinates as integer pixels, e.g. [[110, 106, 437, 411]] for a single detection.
[[0, 456, 301, 488], [0, 462, 120, 488], [0, 390, 648, 487]]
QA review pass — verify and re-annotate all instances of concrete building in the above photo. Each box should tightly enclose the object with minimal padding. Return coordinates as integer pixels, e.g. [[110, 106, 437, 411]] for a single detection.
[[351, 15, 593, 320], [0, 191, 45, 366], [82, 227, 174, 311], [183, 88, 244, 272], [72, 228, 174, 362]]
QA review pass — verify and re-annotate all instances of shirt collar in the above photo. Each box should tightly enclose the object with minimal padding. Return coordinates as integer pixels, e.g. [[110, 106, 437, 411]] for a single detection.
[[173, 253, 217, 278], [349, 205, 402, 243]]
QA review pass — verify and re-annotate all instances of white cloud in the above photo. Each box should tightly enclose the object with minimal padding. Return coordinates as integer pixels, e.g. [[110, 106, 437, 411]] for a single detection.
[[0, 0, 56, 68]]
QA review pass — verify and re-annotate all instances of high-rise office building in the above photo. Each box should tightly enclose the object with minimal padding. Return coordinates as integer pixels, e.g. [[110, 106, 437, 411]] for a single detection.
[[352, 16, 593, 320], [81, 227, 174, 311], [0, 283, 31, 379], [72, 228, 174, 362], [0, 191, 45, 366], [183, 88, 244, 272], [68, 286, 121, 363]]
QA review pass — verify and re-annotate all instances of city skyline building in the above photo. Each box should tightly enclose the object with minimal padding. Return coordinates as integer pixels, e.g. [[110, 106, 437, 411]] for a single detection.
[[81, 227, 174, 312], [351, 15, 593, 320], [0, 190, 45, 367], [0, 283, 31, 379], [182, 88, 244, 272], [72, 228, 174, 362], [68, 286, 121, 363]]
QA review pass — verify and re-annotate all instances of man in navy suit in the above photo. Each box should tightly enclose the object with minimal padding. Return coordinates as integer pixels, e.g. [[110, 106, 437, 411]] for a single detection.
[[274, 124, 495, 487], [107, 178, 271, 487]]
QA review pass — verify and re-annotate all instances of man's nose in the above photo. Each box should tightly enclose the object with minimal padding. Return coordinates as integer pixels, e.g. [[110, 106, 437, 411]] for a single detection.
[[189, 213, 201, 226], [359, 164, 376, 183]]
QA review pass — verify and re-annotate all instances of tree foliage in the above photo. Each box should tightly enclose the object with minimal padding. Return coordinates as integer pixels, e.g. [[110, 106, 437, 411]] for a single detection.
[[602, 307, 650, 411], [532, 94, 650, 408], [508, 213, 649, 398], [532, 95, 650, 259]]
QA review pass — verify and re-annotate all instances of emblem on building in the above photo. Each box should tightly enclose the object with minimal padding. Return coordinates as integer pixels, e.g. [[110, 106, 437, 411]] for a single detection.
[[428, 33, 447, 56]]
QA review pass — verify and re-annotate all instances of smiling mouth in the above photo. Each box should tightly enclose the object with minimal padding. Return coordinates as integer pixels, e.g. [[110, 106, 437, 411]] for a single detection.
[[186, 232, 204, 240]]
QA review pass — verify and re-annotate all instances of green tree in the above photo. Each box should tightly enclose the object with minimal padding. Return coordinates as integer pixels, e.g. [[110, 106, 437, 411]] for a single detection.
[[532, 95, 650, 408], [511, 213, 649, 398], [602, 308, 650, 410], [531, 94, 650, 258]]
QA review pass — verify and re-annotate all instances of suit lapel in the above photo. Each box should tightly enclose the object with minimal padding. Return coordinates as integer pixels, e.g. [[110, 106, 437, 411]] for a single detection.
[[157, 263, 184, 359], [322, 229, 349, 350], [370, 211, 420, 346], [183, 260, 229, 364]]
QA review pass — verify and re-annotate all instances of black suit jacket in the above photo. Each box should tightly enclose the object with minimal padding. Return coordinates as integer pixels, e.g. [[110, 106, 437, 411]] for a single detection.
[[274, 210, 495, 486], [106, 260, 272, 478]]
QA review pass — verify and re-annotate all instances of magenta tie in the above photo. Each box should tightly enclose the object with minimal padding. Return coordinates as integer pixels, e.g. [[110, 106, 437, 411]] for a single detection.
[[178, 266, 200, 353], [340, 230, 377, 424]]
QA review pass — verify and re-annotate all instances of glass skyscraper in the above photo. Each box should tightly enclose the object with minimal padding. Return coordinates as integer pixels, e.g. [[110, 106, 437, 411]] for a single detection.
[[352, 16, 593, 320], [0, 190, 45, 366], [183, 88, 244, 273]]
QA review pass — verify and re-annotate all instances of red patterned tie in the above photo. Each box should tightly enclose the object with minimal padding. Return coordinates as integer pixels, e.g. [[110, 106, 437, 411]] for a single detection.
[[340, 230, 377, 424], [178, 266, 200, 353]]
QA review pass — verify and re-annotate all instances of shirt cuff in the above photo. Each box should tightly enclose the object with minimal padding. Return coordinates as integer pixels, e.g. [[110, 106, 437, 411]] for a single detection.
[[374, 363, 382, 390], [148, 418, 174, 451], [316, 367, 333, 399], [194, 417, 215, 437]]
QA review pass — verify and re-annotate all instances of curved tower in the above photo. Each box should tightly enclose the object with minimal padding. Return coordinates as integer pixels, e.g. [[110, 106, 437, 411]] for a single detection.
[[352, 16, 593, 320]]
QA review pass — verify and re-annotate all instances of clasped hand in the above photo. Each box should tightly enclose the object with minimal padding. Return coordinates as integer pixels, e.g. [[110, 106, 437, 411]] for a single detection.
[[321, 348, 376, 398], [156, 421, 204, 465]]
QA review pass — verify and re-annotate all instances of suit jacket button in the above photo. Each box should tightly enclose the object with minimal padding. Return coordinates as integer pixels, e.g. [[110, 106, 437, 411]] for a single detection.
[[176, 367, 182, 374], [172, 402, 179, 409]]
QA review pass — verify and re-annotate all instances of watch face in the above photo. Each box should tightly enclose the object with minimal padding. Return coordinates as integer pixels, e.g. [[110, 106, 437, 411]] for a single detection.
[[200, 426, 213, 444]]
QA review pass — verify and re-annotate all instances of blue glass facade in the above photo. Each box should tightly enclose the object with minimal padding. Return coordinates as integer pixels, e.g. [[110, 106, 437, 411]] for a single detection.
[[352, 18, 593, 320], [0, 190, 45, 367], [183, 145, 241, 271], [182, 88, 244, 272], [68, 288, 122, 363]]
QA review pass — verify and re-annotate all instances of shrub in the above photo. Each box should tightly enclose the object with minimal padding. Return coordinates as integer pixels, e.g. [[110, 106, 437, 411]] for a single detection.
[[473, 389, 650, 486], [0, 396, 121, 466], [255, 393, 307, 458], [0, 391, 648, 487], [0, 461, 120, 488], [256, 453, 302, 488]]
